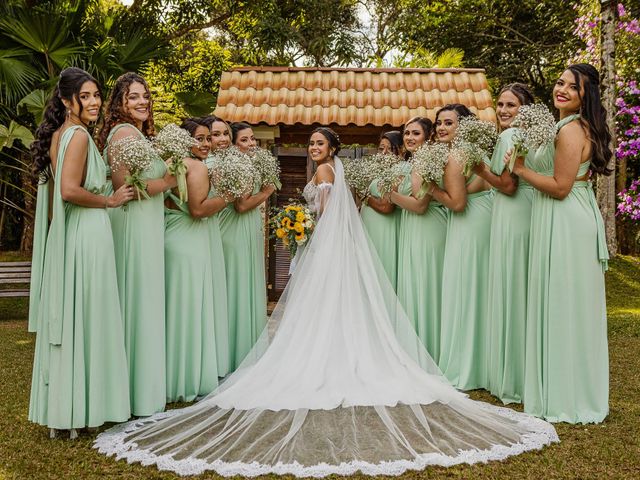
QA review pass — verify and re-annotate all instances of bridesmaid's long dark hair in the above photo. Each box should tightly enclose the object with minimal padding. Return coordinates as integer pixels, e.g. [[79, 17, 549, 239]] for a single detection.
[[380, 130, 403, 155], [567, 64, 613, 176], [180, 117, 209, 137], [31, 67, 100, 181]]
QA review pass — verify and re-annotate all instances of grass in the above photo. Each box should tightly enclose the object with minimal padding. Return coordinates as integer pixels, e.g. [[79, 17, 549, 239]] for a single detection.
[[0, 254, 639, 479]]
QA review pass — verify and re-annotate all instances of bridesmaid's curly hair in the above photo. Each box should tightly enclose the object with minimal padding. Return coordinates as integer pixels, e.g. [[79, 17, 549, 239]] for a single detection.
[[567, 64, 613, 176], [97, 72, 155, 150], [31, 67, 101, 182]]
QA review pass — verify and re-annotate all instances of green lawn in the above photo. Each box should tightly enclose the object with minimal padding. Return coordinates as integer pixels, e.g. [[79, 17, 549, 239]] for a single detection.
[[0, 255, 639, 479]]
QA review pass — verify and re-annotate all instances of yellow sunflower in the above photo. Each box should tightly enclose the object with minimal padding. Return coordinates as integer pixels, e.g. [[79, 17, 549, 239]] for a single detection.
[[276, 228, 286, 238]]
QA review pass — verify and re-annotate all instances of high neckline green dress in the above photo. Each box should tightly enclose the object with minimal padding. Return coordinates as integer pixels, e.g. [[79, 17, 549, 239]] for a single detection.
[[438, 171, 494, 390], [164, 191, 219, 401], [523, 114, 609, 423], [396, 162, 448, 362], [29, 126, 130, 429], [486, 128, 536, 404], [105, 123, 167, 416]]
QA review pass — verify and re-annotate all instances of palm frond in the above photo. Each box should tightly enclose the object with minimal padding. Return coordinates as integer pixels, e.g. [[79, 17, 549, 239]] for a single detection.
[[0, 48, 42, 105], [17, 89, 49, 125], [114, 28, 170, 73], [435, 48, 465, 69]]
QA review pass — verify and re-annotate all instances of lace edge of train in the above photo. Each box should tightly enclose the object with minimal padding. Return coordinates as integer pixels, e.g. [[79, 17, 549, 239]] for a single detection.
[[93, 403, 560, 478]]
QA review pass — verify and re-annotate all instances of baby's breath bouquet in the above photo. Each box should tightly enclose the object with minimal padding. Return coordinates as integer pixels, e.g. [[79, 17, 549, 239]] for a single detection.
[[110, 136, 156, 200], [269, 203, 315, 257], [452, 116, 498, 176], [410, 143, 450, 198], [509, 104, 557, 172], [207, 146, 256, 199], [153, 123, 198, 203], [249, 147, 282, 189], [376, 162, 411, 197], [344, 153, 401, 199]]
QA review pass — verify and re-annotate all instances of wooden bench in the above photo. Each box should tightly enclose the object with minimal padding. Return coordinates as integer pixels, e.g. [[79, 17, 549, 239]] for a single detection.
[[0, 261, 31, 298]]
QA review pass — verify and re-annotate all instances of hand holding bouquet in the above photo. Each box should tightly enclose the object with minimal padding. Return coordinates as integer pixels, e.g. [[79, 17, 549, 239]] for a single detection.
[[270, 203, 315, 257], [376, 162, 410, 197], [508, 104, 556, 172], [250, 147, 282, 190], [207, 146, 256, 200], [153, 124, 198, 203], [343, 153, 401, 200], [452, 116, 498, 176], [410, 143, 450, 198], [109, 136, 156, 200]]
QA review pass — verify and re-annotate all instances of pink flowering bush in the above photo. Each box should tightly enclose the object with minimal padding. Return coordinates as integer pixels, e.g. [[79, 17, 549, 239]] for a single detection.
[[617, 178, 640, 221]]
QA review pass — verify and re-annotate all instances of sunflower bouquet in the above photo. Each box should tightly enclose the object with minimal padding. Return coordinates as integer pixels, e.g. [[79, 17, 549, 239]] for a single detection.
[[451, 116, 498, 176], [249, 147, 282, 189], [270, 203, 315, 257], [207, 146, 256, 200], [508, 103, 557, 172], [153, 123, 198, 203], [109, 135, 156, 200]]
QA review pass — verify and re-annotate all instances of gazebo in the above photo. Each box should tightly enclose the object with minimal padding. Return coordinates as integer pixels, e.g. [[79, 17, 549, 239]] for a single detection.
[[213, 66, 496, 300]]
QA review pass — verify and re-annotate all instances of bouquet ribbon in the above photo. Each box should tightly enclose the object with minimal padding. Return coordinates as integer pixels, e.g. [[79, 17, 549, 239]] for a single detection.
[[168, 158, 189, 203]]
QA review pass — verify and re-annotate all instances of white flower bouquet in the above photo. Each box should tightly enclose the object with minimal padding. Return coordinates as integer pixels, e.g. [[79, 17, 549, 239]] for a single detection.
[[153, 123, 198, 203], [207, 146, 256, 199], [509, 104, 557, 172], [376, 162, 411, 197], [452, 116, 498, 176], [249, 147, 282, 189], [343, 153, 401, 199], [410, 142, 450, 197], [109, 136, 156, 200]]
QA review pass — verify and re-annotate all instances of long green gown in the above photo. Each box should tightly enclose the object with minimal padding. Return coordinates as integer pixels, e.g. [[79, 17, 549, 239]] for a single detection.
[[360, 179, 400, 289], [438, 172, 493, 390], [105, 123, 166, 416], [29, 126, 130, 429], [204, 155, 230, 378], [524, 114, 609, 423], [164, 192, 218, 402], [218, 182, 267, 370], [486, 128, 535, 404], [396, 163, 448, 362]]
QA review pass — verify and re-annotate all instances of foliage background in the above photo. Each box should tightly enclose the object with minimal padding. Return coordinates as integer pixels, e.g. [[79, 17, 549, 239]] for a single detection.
[[0, 0, 639, 252]]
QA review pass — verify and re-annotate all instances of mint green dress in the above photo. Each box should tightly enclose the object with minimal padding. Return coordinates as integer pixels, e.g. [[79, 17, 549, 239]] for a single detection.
[[486, 128, 535, 404], [218, 182, 267, 370], [164, 192, 218, 402], [360, 179, 400, 289], [105, 123, 166, 416], [438, 173, 493, 390], [29, 126, 130, 429], [204, 156, 230, 378], [396, 163, 448, 362], [524, 114, 609, 423]]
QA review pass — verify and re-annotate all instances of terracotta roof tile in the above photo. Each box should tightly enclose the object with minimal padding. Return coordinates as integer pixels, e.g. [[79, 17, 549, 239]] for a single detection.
[[215, 67, 496, 126]]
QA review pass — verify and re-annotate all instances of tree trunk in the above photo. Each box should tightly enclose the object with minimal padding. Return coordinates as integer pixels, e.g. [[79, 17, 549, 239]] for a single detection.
[[19, 157, 36, 253], [598, 0, 618, 257]]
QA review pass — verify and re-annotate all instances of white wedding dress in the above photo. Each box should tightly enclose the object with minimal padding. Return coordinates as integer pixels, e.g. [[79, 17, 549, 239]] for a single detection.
[[95, 157, 558, 477]]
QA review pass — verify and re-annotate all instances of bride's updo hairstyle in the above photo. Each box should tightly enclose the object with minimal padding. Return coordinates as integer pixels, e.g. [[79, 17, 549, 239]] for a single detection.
[[311, 127, 341, 156], [97, 72, 155, 150], [567, 63, 613, 176], [32, 67, 100, 181]]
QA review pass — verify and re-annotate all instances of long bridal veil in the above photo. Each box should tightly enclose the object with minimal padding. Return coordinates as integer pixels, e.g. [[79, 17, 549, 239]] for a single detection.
[[95, 157, 557, 477]]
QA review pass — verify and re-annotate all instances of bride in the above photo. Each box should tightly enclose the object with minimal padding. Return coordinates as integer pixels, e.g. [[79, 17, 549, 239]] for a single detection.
[[95, 127, 558, 477]]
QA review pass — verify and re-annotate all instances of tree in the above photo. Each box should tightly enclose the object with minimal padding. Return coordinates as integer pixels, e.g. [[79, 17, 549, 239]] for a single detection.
[[599, 0, 618, 255]]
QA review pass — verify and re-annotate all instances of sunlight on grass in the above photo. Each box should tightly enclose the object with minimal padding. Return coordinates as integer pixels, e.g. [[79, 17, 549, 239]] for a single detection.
[[0, 255, 638, 479]]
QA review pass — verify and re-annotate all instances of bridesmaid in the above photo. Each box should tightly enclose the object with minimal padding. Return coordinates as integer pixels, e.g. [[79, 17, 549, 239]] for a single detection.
[[29, 67, 133, 437], [473, 83, 536, 404], [163, 119, 231, 401], [361, 131, 403, 289], [432, 104, 493, 390], [391, 117, 448, 361], [511, 64, 610, 423], [184, 117, 231, 378], [218, 121, 274, 369], [99, 72, 176, 416]]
